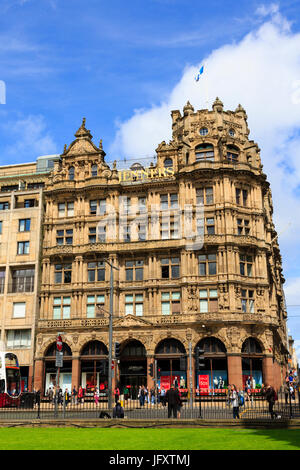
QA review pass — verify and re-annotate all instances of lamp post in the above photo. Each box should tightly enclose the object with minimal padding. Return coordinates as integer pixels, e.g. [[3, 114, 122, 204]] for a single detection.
[[104, 258, 119, 411]]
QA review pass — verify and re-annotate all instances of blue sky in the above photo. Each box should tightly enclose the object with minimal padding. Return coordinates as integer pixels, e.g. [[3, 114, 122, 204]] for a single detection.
[[1, 0, 300, 356]]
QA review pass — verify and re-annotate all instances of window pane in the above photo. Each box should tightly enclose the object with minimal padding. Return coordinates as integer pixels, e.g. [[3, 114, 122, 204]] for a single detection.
[[161, 292, 170, 300], [162, 302, 170, 315], [53, 306, 61, 319], [135, 303, 143, 316], [209, 289, 218, 298], [53, 297, 61, 305], [208, 263, 216, 275], [200, 300, 208, 313], [125, 304, 133, 315], [199, 290, 207, 298], [63, 306, 70, 319], [87, 305, 95, 318], [87, 295, 95, 303]]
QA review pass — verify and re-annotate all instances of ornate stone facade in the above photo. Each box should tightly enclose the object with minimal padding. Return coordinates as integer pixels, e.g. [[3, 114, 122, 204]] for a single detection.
[[32, 98, 288, 394]]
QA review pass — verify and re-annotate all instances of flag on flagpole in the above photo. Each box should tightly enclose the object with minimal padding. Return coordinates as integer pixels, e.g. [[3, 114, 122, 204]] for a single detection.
[[195, 65, 204, 82]]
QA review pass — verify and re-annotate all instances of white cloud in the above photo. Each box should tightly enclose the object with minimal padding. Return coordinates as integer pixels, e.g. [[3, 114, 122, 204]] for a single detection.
[[1, 115, 58, 163], [110, 5, 300, 336]]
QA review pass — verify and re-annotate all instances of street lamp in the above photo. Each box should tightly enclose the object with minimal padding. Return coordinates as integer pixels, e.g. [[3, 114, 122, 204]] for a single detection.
[[104, 258, 119, 411]]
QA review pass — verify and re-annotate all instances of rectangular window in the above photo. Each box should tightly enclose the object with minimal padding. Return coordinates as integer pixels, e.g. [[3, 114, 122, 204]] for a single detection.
[[11, 268, 35, 293], [0, 269, 5, 293], [99, 199, 106, 215], [53, 296, 71, 319], [67, 202, 74, 217], [0, 202, 9, 210], [138, 197, 146, 213], [240, 254, 253, 276], [237, 219, 250, 235], [206, 217, 215, 235], [56, 229, 73, 245], [196, 187, 214, 205], [13, 302, 26, 318], [241, 289, 255, 313], [87, 294, 105, 318], [161, 257, 180, 279], [87, 261, 105, 282], [125, 260, 144, 281], [89, 227, 96, 243], [98, 225, 106, 242], [6, 329, 31, 348], [58, 203, 65, 217], [17, 241, 29, 255], [198, 253, 217, 276], [236, 188, 248, 207], [24, 199, 35, 208], [19, 219, 31, 232], [160, 193, 178, 211], [161, 291, 181, 315], [199, 289, 218, 313], [125, 293, 143, 316], [54, 264, 72, 284]]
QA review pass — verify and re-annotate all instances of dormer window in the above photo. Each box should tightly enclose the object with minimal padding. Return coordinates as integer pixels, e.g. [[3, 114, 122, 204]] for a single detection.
[[199, 127, 208, 136], [226, 145, 239, 162], [164, 158, 173, 168], [68, 166, 75, 180], [91, 164, 98, 177], [195, 144, 214, 161]]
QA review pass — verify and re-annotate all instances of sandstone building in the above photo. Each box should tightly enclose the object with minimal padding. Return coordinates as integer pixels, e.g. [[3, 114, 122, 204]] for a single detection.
[[0, 99, 288, 395]]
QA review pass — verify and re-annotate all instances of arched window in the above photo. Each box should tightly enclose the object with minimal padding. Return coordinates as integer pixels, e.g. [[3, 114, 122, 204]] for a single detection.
[[195, 144, 214, 162], [122, 340, 146, 357], [164, 158, 173, 168], [45, 342, 72, 357], [198, 337, 227, 354], [81, 340, 108, 356], [68, 166, 75, 180], [91, 164, 98, 177], [242, 338, 262, 354], [226, 145, 239, 162], [155, 338, 186, 355]]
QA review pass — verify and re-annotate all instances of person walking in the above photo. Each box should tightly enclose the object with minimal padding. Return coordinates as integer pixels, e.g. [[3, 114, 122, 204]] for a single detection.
[[72, 385, 78, 405], [166, 385, 180, 418], [229, 384, 240, 419], [94, 387, 100, 406], [78, 385, 84, 404], [263, 384, 278, 419], [64, 388, 70, 407], [139, 385, 145, 407]]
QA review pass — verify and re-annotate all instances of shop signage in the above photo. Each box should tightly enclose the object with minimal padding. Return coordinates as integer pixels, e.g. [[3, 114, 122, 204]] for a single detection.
[[56, 334, 63, 352], [118, 166, 174, 183], [198, 374, 210, 389], [55, 350, 63, 368]]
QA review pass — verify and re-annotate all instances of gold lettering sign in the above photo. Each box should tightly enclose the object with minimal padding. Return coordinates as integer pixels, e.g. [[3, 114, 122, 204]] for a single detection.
[[118, 166, 174, 182]]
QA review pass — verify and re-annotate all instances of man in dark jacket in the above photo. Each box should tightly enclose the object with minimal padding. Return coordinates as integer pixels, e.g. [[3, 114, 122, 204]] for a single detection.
[[166, 385, 180, 418], [263, 384, 278, 419], [113, 401, 124, 418]]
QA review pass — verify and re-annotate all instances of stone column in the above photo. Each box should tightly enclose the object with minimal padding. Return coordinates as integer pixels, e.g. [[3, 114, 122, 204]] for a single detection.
[[33, 359, 44, 393], [227, 354, 243, 390], [262, 356, 274, 387], [72, 357, 81, 389]]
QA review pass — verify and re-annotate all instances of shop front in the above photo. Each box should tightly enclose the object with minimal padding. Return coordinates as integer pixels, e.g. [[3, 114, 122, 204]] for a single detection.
[[155, 339, 187, 391], [80, 340, 108, 396], [119, 340, 147, 398], [44, 342, 73, 394], [196, 337, 228, 393], [241, 338, 263, 389]]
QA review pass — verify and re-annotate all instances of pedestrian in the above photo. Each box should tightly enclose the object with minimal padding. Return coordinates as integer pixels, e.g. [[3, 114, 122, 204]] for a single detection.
[[150, 387, 156, 405], [263, 384, 278, 419], [177, 390, 183, 419], [94, 386, 99, 405], [284, 382, 289, 404], [123, 386, 129, 402], [229, 384, 239, 419], [48, 387, 54, 404], [138, 385, 145, 407], [114, 386, 120, 404], [160, 387, 166, 407], [113, 401, 124, 419], [78, 385, 84, 404], [72, 385, 78, 405], [166, 385, 179, 418], [64, 388, 70, 407], [58, 388, 63, 406]]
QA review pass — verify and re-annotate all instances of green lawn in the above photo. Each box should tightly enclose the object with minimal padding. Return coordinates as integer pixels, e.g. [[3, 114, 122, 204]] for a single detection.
[[0, 428, 299, 450]]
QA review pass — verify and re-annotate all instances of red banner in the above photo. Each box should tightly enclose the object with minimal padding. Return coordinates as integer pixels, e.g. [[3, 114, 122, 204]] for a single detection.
[[160, 375, 180, 390], [198, 374, 210, 389]]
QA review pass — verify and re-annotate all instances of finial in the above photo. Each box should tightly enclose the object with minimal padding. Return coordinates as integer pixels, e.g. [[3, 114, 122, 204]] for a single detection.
[[99, 139, 103, 150]]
